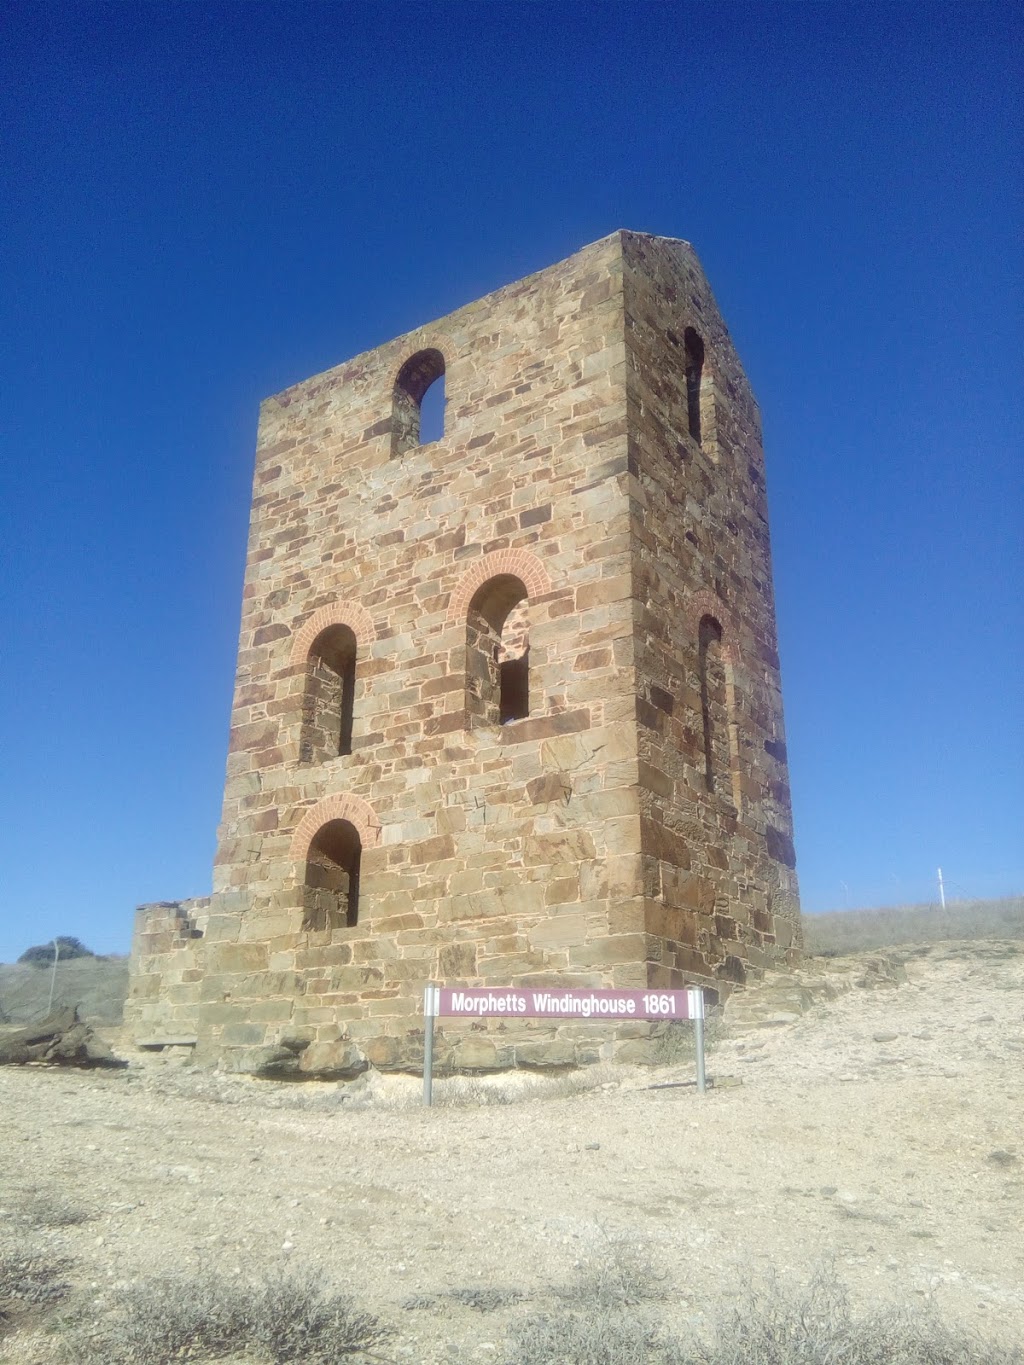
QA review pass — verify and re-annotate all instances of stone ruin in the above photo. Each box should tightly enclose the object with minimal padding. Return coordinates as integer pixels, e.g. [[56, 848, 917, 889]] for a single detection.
[[126, 231, 801, 1073]]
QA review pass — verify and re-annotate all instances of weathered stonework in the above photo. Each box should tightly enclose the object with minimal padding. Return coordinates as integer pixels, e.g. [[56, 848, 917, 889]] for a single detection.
[[126, 231, 801, 1071]]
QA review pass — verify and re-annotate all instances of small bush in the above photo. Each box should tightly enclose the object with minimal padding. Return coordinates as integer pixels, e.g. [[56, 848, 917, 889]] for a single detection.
[[506, 1306, 672, 1365], [59, 1269, 390, 1364], [0, 1245, 74, 1329], [558, 1239, 667, 1309], [12, 1191, 92, 1228], [404, 1285, 524, 1313]]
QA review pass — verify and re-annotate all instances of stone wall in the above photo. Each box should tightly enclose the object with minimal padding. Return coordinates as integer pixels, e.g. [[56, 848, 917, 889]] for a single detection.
[[126, 231, 801, 1071], [622, 235, 801, 989], [126, 899, 210, 1043]]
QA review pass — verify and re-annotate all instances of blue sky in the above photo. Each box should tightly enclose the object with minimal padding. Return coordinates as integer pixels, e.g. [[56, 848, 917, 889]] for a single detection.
[[1, 1, 1020, 962]]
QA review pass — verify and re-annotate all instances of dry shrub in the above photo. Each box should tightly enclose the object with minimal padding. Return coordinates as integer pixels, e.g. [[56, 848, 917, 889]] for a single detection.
[[682, 1267, 1024, 1364], [559, 1239, 668, 1309], [506, 1307, 671, 1365], [0, 1246, 74, 1313], [0, 1243, 74, 1342], [12, 1191, 92, 1228], [59, 1268, 390, 1364], [404, 1285, 524, 1312], [503, 1263, 1023, 1365]]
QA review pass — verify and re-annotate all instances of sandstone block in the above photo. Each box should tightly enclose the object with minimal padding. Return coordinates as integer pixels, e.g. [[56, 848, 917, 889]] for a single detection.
[[297, 1040, 368, 1078]]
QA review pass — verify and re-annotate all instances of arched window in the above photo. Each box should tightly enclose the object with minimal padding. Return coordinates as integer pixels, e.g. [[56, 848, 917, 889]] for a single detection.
[[465, 575, 530, 727], [302, 819, 361, 931], [392, 348, 446, 457], [698, 614, 729, 793], [683, 327, 704, 445], [300, 624, 356, 763]]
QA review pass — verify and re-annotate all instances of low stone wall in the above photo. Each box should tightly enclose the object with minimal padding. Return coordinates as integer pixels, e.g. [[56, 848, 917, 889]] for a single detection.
[[125, 897, 708, 1072], [124, 899, 210, 1044]]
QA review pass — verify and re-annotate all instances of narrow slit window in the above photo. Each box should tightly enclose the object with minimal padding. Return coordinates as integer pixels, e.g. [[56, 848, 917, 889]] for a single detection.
[[698, 613, 728, 793], [684, 328, 704, 445]]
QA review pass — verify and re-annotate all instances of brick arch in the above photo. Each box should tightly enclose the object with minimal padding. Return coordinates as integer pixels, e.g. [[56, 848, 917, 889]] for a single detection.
[[447, 549, 552, 624], [688, 588, 738, 664], [289, 793, 382, 860], [391, 332, 450, 382], [289, 601, 375, 667]]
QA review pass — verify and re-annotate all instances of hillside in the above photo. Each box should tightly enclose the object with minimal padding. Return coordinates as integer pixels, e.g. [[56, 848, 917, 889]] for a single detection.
[[803, 895, 1023, 955], [0, 956, 129, 1026]]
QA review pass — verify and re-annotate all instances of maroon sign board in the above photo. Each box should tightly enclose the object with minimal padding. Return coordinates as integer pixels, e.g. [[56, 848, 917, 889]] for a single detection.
[[433, 986, 699, 1020], [421, 984, 706, 1104]]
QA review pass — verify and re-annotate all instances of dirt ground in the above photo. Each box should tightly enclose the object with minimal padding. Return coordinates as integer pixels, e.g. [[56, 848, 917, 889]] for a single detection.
[[2, 940, 1022, 1361]]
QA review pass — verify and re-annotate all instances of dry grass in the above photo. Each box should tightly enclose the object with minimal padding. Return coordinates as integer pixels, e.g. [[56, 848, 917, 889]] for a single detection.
[[0, 1243, 74, 1342], [0, 1247, 74, 1313], [678, 1266, 1024, 1365], [6, 1190, 92, 1229], [803, 896, 1023, 957], [56, 1269, 390, 1364], [557, 1238, 669, 1310], [502, 1259, 1024, 1365], [3, 1238, 1021, 1364]]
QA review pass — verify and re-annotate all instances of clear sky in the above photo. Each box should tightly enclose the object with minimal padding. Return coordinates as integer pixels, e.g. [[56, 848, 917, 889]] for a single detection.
[[1, 1, 1020, 963]]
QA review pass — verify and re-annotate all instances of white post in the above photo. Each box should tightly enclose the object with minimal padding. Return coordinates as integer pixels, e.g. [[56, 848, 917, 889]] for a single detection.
[[938, 867, 946, 910], [47, 939, 60, 1014], [687, 988, 706, 1094]]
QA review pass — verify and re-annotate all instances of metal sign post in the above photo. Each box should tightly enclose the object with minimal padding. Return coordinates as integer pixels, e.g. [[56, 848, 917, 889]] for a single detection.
[[688, 986, 706, 1094], [422, 983, 439, 1107], [422, 984, 708, 1105]]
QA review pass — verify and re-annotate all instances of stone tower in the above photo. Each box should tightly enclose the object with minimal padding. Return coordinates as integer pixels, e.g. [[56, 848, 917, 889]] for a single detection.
[[127, 231, 801, 1071]]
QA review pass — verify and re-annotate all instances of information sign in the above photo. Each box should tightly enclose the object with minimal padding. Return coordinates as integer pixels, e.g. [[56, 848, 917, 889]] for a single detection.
[[421, 984, 706, 1105]]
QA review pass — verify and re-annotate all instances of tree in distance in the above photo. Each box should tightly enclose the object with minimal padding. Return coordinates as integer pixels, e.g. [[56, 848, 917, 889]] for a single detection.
[[18, 937, 96, 967]]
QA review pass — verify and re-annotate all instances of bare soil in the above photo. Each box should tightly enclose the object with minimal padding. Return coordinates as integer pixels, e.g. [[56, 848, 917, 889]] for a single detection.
[[2, 941, 1022, 1361]]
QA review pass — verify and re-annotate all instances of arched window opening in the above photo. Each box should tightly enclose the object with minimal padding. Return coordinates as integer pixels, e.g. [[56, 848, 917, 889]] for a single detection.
[[302, 819, 361, 931], [466, 576, 530, 728], [392, 348, 446, 457], [698, 614, 729, 793], [301, 624, 356, 763], [684, 328, 705, 445]]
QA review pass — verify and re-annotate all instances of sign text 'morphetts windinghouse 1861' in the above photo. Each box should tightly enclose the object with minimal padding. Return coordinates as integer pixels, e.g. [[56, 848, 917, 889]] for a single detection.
[[441, 988, 697, 1019]]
